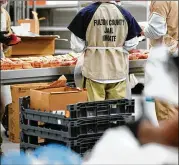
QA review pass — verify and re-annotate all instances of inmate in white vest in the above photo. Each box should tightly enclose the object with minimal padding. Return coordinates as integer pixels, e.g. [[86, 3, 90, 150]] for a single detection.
[[82, 3, 129, 80]]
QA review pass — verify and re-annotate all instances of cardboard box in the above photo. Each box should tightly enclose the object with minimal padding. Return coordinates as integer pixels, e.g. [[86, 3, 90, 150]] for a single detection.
[[18, 11, 39, 35], [11, 36, 56, 56], [9, 83, 49, 143], [30, 87, 88, 112]]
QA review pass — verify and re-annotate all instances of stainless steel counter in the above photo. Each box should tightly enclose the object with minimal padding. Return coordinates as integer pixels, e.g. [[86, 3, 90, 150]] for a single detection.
[[1, 66, 74, 85], [1, 60, 147, 85]]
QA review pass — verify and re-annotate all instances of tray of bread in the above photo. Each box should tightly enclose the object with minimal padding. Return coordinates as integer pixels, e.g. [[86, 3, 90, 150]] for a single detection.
[[0, 52, 81, 70], [129, 49, 149, 69]]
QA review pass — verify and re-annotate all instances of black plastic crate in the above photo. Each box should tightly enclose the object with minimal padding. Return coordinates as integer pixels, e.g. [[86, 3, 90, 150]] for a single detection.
[[45, 136, 99, 155], [21, 114, 134, 140], [68, 99, 135, 119], [20, 97, 135, 120], [66, 82, 76, 88], [20, 142, 40, 152], [20, 133, 100, 155]]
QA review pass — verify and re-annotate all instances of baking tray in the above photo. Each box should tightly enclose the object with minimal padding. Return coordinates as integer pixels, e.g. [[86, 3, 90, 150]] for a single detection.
[[129, 59, 147, 69]]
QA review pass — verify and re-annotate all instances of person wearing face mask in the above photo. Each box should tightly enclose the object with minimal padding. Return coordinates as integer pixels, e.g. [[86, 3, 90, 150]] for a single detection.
[[82, 46, 178, 165], [141, 1, 178, 121], [68, 0, 142, 101]]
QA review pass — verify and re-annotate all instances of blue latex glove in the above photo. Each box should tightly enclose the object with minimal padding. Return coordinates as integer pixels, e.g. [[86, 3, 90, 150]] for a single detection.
[[1, 144, 82, 165]]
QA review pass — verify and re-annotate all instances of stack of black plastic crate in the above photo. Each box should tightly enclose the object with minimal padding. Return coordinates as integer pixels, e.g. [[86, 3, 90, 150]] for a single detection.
[[20, 96, 135, 155]]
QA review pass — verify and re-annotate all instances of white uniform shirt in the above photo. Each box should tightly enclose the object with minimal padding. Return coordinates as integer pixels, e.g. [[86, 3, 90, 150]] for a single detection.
[[83, 126, 178, 165], [144, 13, 167, 40]]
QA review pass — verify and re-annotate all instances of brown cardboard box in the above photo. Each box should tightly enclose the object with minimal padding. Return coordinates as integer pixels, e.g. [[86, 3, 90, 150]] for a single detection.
[[9, 83, 49, 143], [11, 36, 56, 56], [18, 11, 39, 35], [30, 87, 87, 113]]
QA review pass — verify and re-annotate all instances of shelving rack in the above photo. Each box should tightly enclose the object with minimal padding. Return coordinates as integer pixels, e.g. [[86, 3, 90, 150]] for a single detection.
[[9, 1, 149, 54], [1, 1, 149, 85]]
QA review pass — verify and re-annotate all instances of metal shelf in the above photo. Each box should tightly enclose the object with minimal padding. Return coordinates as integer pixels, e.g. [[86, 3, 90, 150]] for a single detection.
[[28, 4, 79, 9], [40, 26, 69, 32], [1, 67, 74, 85], [55, 49, 71, 55], [1, 60, 146, 85]]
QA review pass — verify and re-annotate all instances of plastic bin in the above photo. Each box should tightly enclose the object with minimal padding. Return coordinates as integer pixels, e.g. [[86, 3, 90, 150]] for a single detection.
[[20, 96, 135, 119], [21, 114, 134, 140], [20, 134, 100, 155], [68, 99, 135, 119], [20, 96, 135, 155]]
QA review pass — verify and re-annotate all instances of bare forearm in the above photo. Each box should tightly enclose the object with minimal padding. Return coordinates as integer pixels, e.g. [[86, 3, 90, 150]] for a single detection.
[[138, 117, 178, 147]]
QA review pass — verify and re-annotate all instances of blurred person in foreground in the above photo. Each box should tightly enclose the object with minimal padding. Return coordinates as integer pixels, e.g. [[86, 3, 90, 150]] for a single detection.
[[82, 45, 178, 165], [68, 0, 142, 101], [1, 46, 178, 165], [141, 1, 178, 121], [0, 0, 20, 155]]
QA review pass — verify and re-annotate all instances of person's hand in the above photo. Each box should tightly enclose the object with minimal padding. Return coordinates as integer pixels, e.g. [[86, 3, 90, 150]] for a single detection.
[[0, 31, 10, 44], [159, 112, 178, 147], [7, 34, 21, 46], [137, 114, 178, 147], [140, 26, 145, 36], [137, 120, 164, 145]]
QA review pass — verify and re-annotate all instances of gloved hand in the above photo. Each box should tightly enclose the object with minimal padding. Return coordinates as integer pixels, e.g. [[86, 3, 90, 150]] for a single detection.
[[0, 31, 21, 46], [6, 34, 21, 46], [0, 31, 10, 44]]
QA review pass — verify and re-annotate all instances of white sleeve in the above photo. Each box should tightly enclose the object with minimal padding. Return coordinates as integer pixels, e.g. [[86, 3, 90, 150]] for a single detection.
[[70, 33, 86, 53], [144, 13, 167, 40], [83, 125, 179, 165], [123, 36, 139, 51], [83, 126, 140, 165]]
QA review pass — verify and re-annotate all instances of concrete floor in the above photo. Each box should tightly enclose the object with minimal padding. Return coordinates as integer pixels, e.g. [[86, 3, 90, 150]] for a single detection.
[[1, 96, 158, 154], [1, 125, 19, 154]]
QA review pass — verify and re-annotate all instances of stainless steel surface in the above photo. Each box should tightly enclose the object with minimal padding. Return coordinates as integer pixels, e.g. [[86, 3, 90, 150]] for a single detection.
[[129, 59, 147, 69], [55, 49, 71, 55], [121, 2, 148, 49], [1, 60, 146, 85], [1, 67, 75, 85], [26, 1, 30, 19], [40, 26, 68, 32], [135, 75, 145, 84], [16, 1, 22, 22], [22, 1, 25, 19], [13, 1, 17, 26], [28, 4, 79, 9], [32, 0, 36, 12], [6, 2, 10, 13]]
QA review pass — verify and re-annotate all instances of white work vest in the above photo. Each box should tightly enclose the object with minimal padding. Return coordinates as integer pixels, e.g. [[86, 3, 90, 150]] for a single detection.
[[82, 3, 129, 80]]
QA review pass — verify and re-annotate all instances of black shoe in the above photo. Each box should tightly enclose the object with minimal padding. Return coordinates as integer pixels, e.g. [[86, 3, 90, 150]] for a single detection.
[[0, 151, 3, 156], [131, 83, 144, 95]]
